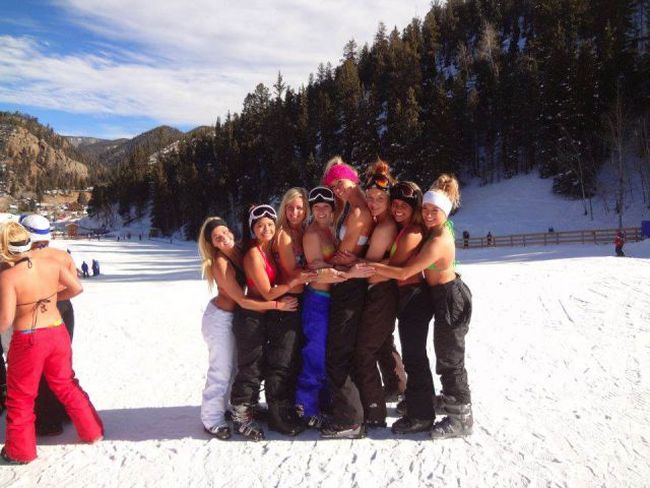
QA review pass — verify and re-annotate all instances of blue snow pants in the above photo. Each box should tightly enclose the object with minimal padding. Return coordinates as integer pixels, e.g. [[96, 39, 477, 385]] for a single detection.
[[295, 287, 330, 417]]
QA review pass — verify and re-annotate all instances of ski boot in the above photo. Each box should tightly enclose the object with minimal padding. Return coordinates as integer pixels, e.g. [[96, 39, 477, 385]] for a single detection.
[[391, 416, 432, 434], [231, 404, 265, 441], [431, 402, 473, 439], [320, 422, 366, 439], [267, 402, 305, 436], [204, 423, 232, 440]]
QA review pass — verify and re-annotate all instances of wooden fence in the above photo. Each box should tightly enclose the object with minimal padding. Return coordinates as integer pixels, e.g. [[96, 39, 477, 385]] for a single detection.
[[456, 227, 643, 249]]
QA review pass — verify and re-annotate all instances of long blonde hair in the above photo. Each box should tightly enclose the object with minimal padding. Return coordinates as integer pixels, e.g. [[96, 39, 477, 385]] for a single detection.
[[277, 187, 309, 231], [0, 222, 30, 263], [197, 216, 229, 292]]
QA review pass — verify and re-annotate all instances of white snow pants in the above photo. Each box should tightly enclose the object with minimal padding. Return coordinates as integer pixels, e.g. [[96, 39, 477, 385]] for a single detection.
[[201, 302, 237, 430]]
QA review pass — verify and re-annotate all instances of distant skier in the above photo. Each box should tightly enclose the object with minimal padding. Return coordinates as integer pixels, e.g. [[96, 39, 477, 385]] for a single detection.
[[614, 231, 625, 257], [91, 259, 100, 276], [486, 232, 493, 247], [462, 230, 470, 248], [81, 261, 89, 278]]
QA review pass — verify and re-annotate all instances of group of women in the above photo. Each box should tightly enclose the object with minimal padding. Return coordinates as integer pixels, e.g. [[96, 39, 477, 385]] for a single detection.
[[198, 156, 474, 441]]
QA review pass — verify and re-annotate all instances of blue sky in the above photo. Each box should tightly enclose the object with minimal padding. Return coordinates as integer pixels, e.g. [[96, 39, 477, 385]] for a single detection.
[[0, 0, 432, 139]]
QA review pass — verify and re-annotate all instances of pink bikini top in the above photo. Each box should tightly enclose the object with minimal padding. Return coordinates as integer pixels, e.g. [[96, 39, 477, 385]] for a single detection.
[[246, 245, 278, 291]]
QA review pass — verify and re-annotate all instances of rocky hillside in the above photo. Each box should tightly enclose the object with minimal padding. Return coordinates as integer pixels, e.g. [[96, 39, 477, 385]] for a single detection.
[[0, 112, 89, 195]]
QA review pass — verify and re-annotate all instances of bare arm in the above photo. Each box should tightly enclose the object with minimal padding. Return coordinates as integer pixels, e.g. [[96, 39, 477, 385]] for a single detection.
[[388, 227, 423, 266], [57, 264, 83, 301], [244, 249, 312, 301], [365, 221, 397, 262], [370, 238, 440, 281], [213, 257, 296, 312], [0, 274, 16, 332], [330, 206, 372, 264], [303, 229, 345, 283], [276, 231, 302, 281]]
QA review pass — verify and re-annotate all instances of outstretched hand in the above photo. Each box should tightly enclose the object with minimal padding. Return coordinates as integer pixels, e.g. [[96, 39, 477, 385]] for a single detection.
[[331, 249, 357, 266], [345, 262, 375, 279], [277, 296, 298, 312], [291, 270, 318, 288]]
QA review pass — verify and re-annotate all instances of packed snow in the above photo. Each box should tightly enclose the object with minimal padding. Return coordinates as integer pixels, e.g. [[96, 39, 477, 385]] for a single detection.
[[1, 176, 649, 487]]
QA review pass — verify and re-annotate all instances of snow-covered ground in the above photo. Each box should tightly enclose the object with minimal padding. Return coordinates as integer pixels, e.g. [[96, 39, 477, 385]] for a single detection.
[[1, 174, 649, 486], [0, 235, 648, 487], [454, 173, 650, 236]]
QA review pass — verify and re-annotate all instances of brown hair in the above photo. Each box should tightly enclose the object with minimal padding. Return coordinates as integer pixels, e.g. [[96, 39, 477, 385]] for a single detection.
[[197, 216, 228, 292], [364, 159, 396, 185], [430, 173, 461, 210]]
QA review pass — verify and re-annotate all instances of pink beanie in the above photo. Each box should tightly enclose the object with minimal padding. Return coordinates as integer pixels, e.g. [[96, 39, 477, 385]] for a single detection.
[[323, 163, 359, 186]]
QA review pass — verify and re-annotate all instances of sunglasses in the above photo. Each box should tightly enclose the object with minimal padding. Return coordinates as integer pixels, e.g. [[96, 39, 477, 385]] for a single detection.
[[365, 173, 391, 191], [308, 186, 335, 205]]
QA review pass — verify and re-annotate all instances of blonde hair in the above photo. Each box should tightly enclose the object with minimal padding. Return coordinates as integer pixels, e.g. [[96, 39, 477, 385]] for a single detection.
[[277, 187, 309, 230], [197, 216, 228, 292], [322, 155, 345, 182], [0, 222, 30, 263], [430, 174, 461, 210]]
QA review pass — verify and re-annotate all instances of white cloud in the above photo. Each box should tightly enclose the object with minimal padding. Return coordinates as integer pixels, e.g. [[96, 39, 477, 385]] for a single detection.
[[2, 1, 432, 129]]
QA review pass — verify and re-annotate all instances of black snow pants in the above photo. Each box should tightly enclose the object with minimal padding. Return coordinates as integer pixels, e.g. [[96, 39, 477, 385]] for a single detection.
[[354, 280, 400, 423], [397, 283, 435, 420], [230, 307, 302, 407], [327, 278, 367, 426], [430, 275, 472, 404]]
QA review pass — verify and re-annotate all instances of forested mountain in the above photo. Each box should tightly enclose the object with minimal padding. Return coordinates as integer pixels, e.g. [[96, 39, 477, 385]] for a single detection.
[[76, 126, 183, 167], [89, 0, 650, 239]]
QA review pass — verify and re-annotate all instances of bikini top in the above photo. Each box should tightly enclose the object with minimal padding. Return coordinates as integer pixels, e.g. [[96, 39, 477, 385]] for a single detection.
[[389, 227, 407, 258], [13, 257, 58, 332], [246, 245, 277, 290], [336, 203, 369, 247], [321, 227, 336, 262], [426, 220, 458, 271]]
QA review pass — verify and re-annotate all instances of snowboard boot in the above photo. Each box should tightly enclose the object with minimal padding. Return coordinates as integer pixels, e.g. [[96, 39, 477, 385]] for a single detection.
[[296, 404, 326, 430], [320, 422, 366, 439], [433, 393, 458, 415], [267, 402, 305, 437], [204, 423, 232, 440], [391, 416, 433, 434], [231, 404, 265, 441], [431, 402, 473, 440]]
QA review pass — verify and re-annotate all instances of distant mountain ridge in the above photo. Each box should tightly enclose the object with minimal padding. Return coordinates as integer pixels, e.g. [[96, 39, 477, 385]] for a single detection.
[[71, 126, 184, 167]]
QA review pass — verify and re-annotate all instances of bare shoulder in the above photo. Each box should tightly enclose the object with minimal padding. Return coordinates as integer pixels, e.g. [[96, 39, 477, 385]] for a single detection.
[[41, 247, 73, 266], [350, 204, 373, 225], [277, 228, 293, 246], [375, 218, 397, 234]]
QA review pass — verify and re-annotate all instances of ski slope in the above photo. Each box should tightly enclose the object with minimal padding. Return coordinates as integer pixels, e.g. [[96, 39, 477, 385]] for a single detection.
[[0, 235, 648, 487]]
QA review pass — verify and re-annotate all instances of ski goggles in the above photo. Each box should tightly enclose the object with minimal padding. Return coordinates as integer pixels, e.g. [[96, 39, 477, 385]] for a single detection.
[[364, 173, 392, 192], [248, 204, 277, 233], [308, 187, 335, 208], [390, 182, 422, 209]]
